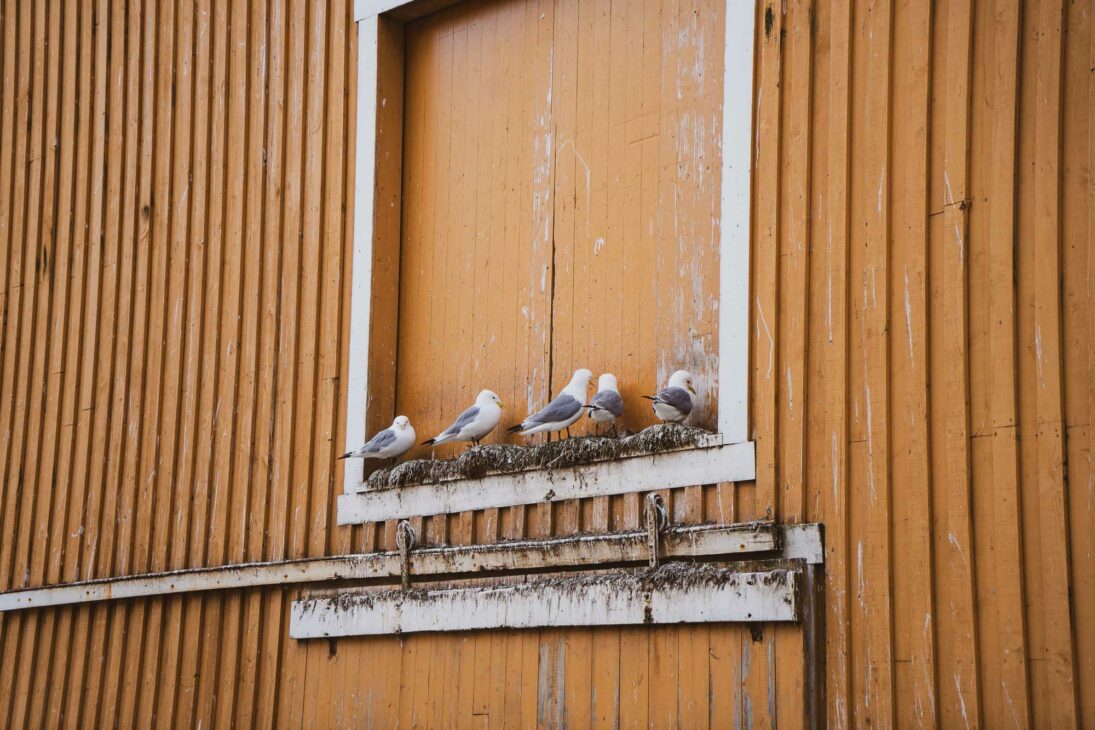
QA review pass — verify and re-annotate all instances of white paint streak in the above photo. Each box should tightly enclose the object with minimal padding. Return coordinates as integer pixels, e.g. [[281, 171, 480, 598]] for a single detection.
[[948, 532, 967, 566], [1034, 322, 1045, 390], [877, 168, 885, 216], [593, 237, 605, 254], [1002, 680, 1021, 728], [786, 366, 793, 414], [832, 432, 840, 507], [955, 673, 970, 729], [756, 297, 774, 380], [865, 382, 876, 503], [904, 266, 914, 363]]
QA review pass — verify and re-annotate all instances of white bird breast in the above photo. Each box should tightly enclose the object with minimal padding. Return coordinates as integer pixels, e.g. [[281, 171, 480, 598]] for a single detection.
[[590, 408, 616, 423]]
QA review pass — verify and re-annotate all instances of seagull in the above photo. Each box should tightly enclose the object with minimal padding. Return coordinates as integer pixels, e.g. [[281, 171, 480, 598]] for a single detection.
[[422, 389, 506, 447], [643, 370, 696, 424], [337, 415, 416, 465], [507, 368, 593, 440], [584, 372, 623, 437]]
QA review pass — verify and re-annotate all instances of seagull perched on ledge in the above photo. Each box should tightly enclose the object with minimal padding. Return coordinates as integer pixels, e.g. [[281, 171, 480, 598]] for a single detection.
[[337, 415, 416, 465], [508, 368, 593, 440], [422, 389, 506, 447], [643, 370, 696, 424], [584, 372, 624, 437]]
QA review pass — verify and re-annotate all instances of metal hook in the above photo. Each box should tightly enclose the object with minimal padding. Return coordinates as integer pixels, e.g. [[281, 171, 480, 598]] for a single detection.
[[644, 493, 668, 568], [396, 520, 416, 590]]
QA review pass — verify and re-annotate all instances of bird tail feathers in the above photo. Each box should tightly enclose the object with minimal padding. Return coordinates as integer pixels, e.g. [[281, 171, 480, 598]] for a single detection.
[[421, 438, 437, 446], [506, 424, 524, 434], [641, 395, 656, 401], [336, 451, 354, 460]]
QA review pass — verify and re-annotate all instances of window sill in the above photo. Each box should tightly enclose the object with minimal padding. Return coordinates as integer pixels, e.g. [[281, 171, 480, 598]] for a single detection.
[[337, 433, 756, 525]]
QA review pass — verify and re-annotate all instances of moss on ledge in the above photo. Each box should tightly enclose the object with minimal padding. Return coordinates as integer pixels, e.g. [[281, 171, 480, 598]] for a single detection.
[[365, 423, 713, 491]]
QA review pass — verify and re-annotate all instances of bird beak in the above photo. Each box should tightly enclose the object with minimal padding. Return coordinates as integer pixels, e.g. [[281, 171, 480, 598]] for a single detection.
[[497, 399, 507, 408], [688, 386, 697, 395]]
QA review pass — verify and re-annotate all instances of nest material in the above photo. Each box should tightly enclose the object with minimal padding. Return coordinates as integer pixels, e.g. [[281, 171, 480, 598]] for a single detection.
[[365, 423, 712, 491]]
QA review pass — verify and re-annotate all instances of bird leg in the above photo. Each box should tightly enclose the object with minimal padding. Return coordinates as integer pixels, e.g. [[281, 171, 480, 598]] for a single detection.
[[611, 424, 618, 439], [566, 427, 572, 440]]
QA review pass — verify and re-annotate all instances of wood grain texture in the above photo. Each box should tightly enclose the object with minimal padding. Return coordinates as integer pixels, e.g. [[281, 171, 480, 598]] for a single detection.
[[0, 0, 1092, 726]]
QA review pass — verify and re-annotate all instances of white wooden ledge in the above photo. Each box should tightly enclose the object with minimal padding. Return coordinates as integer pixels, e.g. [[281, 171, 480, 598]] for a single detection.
[[0, 522, 821, 612], [338, 440, 756, 524], [290, 566, 802, 638]]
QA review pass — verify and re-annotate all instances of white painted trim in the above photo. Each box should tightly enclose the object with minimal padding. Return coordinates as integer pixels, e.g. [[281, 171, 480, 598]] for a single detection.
[[290, 567, 801, 637], [355, 0, 415, 22], [337, 441, 756, 524], [718, 0, 756, 442], [344, 16, 381, 494], [342, 0, 758, 517], [345, 432, 725, 495], [0, 521, 825, 612]]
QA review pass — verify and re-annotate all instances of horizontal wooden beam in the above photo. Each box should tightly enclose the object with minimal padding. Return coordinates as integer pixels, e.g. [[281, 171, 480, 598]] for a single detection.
[[338, 441, 756, 524], [290, 566, 802, 638], [0, 522, 821, 612]]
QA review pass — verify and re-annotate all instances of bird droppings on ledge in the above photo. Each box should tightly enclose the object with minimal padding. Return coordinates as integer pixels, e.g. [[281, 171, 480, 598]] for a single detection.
[[302, 562, 785, 616], [365, 423, 715, 490]]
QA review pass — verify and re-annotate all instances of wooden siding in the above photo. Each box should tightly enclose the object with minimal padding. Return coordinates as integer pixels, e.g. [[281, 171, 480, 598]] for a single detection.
[[0, 0, 1092, 728], [392, 0, 725, 462]]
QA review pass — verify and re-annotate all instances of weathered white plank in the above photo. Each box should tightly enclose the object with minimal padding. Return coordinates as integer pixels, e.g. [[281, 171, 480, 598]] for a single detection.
[[718, 0, 757, 442], [290, 566, 802, 638], [344, 15, 381, 494], [0, 521, 803, 611], [780, 523, 825, 564], [337, 441, 757, 524]]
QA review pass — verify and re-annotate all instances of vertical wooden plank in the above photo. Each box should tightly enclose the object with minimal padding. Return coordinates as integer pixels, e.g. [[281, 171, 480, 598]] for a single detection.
[[817, 0, 853, 724], [888, 0, 940, 724], [1016, 0, 1078, 723], [708, 625, 743, 729], [1061, 0, 1095, 723], [751, 0, 782, 524], [928, 0, 981, 724], [23, 2, 70, 724], [235, 0, 277, 724], [967, 0, 1032, 724], [773, 1, 812, 722]]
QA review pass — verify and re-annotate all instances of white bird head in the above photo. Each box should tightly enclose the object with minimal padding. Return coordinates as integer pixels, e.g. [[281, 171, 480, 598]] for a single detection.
[[392, 415, 412, 430], [570, 368, 594, 389], [597, 372, 619, 392], [668, 370, 697, 395], [477, 389, 506, 408]]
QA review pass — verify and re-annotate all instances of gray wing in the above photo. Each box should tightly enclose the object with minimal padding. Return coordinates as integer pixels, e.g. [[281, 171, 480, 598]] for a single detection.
[[363, 428, 397, 453], [654, 386, 693, 416], [444, 405, 481, 435], [590, 390, 624, 416], [526, 393, 582, 425]]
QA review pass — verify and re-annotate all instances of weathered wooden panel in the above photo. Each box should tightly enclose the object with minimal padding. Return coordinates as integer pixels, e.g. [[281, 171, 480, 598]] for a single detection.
[[1, 0, 1093, 726], [291, 567, 802, 638], [391, 0, 726, 465]]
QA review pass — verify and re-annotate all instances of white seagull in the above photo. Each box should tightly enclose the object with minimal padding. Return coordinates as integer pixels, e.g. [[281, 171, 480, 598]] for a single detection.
[[584, 372, 624, 436], [643, 370, 696, 424], [508, 368, 593, 440], [337, 415, 416, 464], [422, 389, 506, 447]]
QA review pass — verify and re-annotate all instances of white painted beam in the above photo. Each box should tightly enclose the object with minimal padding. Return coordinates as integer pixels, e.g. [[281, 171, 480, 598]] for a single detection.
[[344, 15, 382, 495], [717, 0, 757, 443], [290, 566, 802, 638], [0, 521, 815, 612], [338, 441, 756, 524]]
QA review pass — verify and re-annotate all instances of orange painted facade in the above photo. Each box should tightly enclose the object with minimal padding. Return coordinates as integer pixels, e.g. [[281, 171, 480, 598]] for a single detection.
[[0, 0, 1092, 727]]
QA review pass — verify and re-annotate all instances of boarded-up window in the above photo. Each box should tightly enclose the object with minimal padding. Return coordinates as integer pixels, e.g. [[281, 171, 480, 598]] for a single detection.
[[392, 0, 727, 460]]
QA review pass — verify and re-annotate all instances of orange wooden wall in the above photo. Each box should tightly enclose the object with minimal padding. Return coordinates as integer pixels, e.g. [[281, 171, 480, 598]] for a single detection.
[[0, 0, 1093, 727]]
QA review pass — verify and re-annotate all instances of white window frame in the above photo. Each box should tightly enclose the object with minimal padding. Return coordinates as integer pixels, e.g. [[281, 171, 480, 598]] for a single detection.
[[342, 0, 757, 521]]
